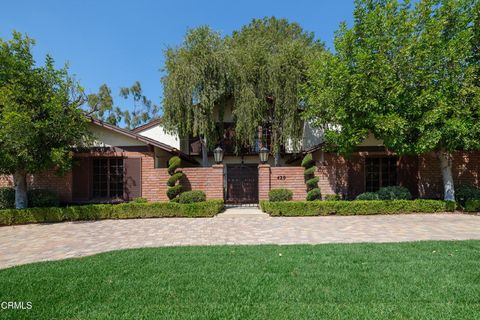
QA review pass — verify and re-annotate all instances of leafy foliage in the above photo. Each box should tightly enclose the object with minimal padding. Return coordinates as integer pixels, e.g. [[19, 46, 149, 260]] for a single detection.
[[465, 199, 480, 212], [455, 184, 480, 206], [268, 188, 293, 202], [87, 81, 159, 129], [178, 191, 207, 204], [27, 189, 59, 208], [162, 18, 323, 162], [376, 186, 412, 200], [0, 188, 15, 209], [301, 153, 320, 200], [166, 156, 184, 200], [324, 194, 341, 201], [306, 188, 321, 201], [261, 199, 455, 216], [356, 192, 380, 201]]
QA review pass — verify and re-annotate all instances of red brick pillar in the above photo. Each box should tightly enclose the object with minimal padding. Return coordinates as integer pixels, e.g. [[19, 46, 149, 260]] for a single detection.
[[258, 164, 271, 200], [211, 164, 225, 200]]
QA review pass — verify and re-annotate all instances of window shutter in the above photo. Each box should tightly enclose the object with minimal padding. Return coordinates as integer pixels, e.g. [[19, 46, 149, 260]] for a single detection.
[[124, 158, 142, 200], [347, 155, 365, 199], [72, 157, 92, 201]]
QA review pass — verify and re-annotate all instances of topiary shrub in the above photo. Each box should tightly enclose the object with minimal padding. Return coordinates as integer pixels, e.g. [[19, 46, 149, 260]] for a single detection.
[[0, 187, 15, 209], [377, 186, 412, 200], [356, 192, 380, 200], [306, 188, 321, 201], [301, 153, 321, 201], [324, 194, 341, 201], [27, 189, 59, 208], [178, 190, 207, 204], [268, 188, 293, 202], [166, 156, 184, 200], [455, 184, 480, 207]]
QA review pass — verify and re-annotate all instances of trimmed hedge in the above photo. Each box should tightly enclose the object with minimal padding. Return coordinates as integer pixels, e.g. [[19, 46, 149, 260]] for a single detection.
[[465, 199, 480, 212], [260, 200, 456, 216], [178, 191, 207, 204], [268, 188, 293, 202], [0, 200, 224, 226]]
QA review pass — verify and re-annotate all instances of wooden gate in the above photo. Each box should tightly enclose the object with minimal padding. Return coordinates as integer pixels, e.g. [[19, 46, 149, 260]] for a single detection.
[[226, 164, 259, 204]]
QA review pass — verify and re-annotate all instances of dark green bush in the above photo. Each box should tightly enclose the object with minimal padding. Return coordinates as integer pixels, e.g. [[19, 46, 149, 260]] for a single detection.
[[324, 194, 341, 201], [377, 186, 412, 200], [455, 184, 480, 206], [178, 190, 206, 204], [306, 177, 320, 188], [304, 167, 316, 176], [301, 153, 314, 168], [260, 199, 455, 216], [27, 189, 59, 208], [0, 187, 15, 209], [0, 200, 225, 226], [306, 188, 321, 201], [356, 192, 380, 200], [167, 185, 182, 200], [268, 188, 293, 202], [465, 199, 480, 212], [167, 156, 182, 175], [167, 172, 184, 187]]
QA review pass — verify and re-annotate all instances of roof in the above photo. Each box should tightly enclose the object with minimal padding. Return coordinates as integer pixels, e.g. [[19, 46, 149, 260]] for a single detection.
[[89, 117, 198, 164], [131, 118, 163, 133]]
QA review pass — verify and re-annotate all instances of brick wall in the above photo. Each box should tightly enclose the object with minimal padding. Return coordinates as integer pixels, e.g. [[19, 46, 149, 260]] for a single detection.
[[418, 151, 480, 198], [181, 165, 224, 200]]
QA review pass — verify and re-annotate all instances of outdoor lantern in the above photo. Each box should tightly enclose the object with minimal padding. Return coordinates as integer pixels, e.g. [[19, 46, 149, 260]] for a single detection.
[[259, 147, 269, 164], [213, 146, 224, 164]]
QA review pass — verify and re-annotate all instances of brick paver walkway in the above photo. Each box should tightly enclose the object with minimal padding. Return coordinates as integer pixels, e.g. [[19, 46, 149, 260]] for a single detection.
[[0, 210, 479, 269]]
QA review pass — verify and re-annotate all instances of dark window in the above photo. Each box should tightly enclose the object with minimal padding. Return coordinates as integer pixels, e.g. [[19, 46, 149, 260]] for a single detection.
[[93, 158, 124, 199], [365, 157, 397, 192]]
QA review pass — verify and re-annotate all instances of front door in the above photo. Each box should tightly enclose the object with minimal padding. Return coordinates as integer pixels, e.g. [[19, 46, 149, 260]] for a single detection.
[[226, 164, 259, 204]]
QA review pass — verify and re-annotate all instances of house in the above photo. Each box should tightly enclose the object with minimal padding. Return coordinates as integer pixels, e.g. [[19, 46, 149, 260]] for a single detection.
[[0, 115, 479, 205]]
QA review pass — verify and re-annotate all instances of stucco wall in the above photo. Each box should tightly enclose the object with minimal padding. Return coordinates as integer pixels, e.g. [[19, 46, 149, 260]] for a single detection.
[[138, 125, 180, 149]]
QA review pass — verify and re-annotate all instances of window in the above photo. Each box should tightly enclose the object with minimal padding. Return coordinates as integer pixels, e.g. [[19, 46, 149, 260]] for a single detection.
[[93, 158, 124, 198], [365, 157, 397, 192]]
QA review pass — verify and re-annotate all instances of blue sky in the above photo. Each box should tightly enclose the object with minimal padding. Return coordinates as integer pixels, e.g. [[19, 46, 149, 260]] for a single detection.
[[0, 0, 354, 115]]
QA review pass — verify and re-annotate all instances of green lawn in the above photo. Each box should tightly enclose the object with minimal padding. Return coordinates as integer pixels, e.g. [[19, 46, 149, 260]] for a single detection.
[[0, 241, 479, 319]]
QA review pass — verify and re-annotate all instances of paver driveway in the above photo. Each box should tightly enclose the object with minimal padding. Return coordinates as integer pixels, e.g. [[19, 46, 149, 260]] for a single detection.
[[0, 210, 479, 269]]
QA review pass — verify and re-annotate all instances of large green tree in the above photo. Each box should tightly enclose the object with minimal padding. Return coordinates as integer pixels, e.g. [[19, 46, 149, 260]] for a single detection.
[[303, 0, 479, 201], [162, 18, 323, 166], [87, 81, 159, 129], [0, 32, 89, 208]]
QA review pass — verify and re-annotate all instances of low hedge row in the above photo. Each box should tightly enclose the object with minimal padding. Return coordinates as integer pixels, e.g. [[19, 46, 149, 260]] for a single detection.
[[465, 199, 480, 212], [0, 200, 224, 226], [260, 200, 456, 216]]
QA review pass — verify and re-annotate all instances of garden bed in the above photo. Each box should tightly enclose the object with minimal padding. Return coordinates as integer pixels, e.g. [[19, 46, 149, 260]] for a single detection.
[[0, 200, 224, 226], [260, 199, 456, 216]]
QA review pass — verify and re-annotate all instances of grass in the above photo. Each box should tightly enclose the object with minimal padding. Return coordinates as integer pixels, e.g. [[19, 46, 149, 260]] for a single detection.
[[0, 241, 479, 319]]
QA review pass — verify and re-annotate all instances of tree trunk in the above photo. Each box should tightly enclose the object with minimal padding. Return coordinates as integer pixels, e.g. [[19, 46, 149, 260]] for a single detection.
[[274, 151, 281, 167], [201, 136, 208, 167], [437, 150, 455, 201], [13, 170, 28, 209]]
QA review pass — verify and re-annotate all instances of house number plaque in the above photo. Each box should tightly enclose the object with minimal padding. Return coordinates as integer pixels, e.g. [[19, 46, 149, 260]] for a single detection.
[[277, 175, 286, 180]]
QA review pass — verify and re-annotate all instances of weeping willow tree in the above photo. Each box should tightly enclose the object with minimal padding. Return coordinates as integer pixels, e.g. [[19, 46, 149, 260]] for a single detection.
[[162, 18, 323, 166], [162, 26, 231, 167], [229, 17, 324, 165]]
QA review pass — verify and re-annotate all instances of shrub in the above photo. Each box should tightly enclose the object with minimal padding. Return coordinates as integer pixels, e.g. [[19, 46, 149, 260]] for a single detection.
[[0, 200, 225, 226], [301, 153, 315, 168], [178, 191, 207, 204], [306, 177, 320, 188], [27, 189, 59, 208], [324, 194, 341, 201], [166, 156, 184, 200], [260, 199, 455, 216], [356, 192, 380, 200], [268, 189, 293, 202], [377, 186, 412, 200], [132, 197, 148, 203], [167, 172, 184, 187], [303, 167, 316, 176], [455, 184, 480, 206], [306, 188, 321, 201], [166, 185, 182, 200], [465, 199, 480, 212], [0, 187, 15, 209]]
